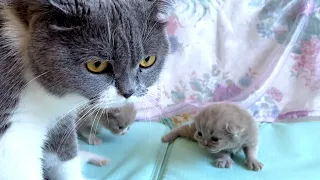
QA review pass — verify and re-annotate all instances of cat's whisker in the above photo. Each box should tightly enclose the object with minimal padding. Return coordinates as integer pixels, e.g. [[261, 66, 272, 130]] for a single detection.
[[138, 100, 154, 144], [145, 94, 161, 104], [142, 96, 164, 119], [54, 103, 95, 141], [106, 15, 112, 43], [57, 104, 99, 153], [145, 93, 160, 100], [93, 108, 105, 140], [106, 109, 110, 127], [74, 104, 99, 129], [141, 1, 158, 38], [143, 20, 160, 44], [138, 99, 153, 123], [88, 108, 101, 145], [47, 97, 98, 133]]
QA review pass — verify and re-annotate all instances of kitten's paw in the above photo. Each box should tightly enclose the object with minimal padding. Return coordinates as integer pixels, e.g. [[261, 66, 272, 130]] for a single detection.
[[89, 156, 110, 167], [161, 134, 177, 143], [93, 158, 110, 167], [245, 158, 263, 171], [215, 156, 234, 168], [88, 137, 102, 145]]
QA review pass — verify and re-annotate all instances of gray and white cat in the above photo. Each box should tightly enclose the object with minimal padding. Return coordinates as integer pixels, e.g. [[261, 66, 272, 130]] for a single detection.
[[0, 0, 171, 179], [162, 103, 264, 171], [77, 104, 137, 145]]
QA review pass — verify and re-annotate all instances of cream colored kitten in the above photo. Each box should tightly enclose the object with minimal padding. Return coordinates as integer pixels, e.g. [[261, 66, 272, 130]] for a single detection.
[[162, 103, 263, 171]]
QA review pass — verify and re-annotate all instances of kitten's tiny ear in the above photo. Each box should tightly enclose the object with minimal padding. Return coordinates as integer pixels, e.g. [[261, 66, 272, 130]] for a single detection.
[[109, 108, 121, 116], [225, 123, 245, 137], [48, 0, 90, 15]]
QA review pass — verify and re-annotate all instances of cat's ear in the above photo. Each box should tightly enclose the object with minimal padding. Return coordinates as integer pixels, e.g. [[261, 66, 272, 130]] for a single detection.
[[151, 0, 175, 23], [108, 108, 121, 116], [225, 123, 245, 137], [48, 0, 90, 15]]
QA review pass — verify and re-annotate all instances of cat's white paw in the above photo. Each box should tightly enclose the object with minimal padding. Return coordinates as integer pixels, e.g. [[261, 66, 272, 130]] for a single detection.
[[245, 158, 263, 171]]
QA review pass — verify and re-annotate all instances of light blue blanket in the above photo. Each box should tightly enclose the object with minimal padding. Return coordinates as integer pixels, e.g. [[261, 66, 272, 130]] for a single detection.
[[80, 121, 320, 180]]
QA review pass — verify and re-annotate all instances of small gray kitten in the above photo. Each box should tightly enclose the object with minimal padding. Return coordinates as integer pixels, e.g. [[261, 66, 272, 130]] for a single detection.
[[162, 103, 263, 171], [77, 104, 137, 145]]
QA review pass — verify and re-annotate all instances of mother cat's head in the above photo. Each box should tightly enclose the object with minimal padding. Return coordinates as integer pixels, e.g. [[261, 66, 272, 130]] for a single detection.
[[16, 0, 172, 107]]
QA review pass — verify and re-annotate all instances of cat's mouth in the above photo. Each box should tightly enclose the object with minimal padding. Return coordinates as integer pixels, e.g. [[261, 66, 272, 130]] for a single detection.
[[96, 86, 142, 109]]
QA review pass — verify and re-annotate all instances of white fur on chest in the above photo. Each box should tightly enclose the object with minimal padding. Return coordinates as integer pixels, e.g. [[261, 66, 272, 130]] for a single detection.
[[0, 78, 88, 180]]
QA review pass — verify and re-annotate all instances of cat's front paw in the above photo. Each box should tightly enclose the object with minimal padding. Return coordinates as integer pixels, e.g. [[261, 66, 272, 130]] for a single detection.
[[245, 158, 263, 171], [88, 136, 102, 145], [162, 133, 177, 143], [215, 156, 234, 168]]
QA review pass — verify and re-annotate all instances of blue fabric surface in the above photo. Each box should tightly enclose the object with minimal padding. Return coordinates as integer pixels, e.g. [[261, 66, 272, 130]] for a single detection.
[[81, 121, 320, 180], [160, 122, 320, 180], [80, 122, 169, 180]]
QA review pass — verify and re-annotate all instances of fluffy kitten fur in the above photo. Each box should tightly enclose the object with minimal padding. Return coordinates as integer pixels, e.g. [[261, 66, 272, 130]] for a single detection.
[[0, 0, 172, 179], [162, 103, 263, 171], [77, 104, 137, 145]]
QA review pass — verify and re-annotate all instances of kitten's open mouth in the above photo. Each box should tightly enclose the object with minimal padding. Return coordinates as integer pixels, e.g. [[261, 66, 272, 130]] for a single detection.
[[207, 148, 221, 154]]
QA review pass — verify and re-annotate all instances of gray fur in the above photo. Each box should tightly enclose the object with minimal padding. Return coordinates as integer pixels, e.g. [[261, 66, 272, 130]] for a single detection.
[[0, 6, 25, 137], [25, 0, 169, 98], [0, 0, 172, 178], [44, 115, 78, 162], [77, 104, 137, 145], [162, 103, 264, 171], [43, 115, 78, 179], [0, 0, 171, 135]]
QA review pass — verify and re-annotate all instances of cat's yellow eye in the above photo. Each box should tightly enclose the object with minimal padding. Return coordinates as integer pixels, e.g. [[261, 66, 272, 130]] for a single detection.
[[86, 60, 108, 73], [140, 56, 156, 68]]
